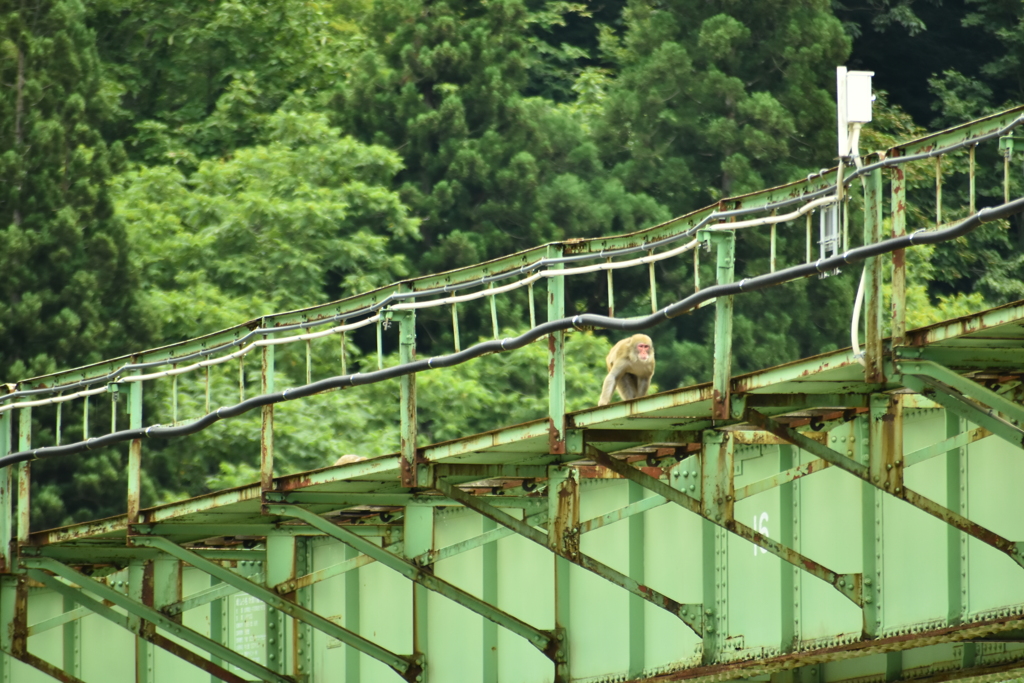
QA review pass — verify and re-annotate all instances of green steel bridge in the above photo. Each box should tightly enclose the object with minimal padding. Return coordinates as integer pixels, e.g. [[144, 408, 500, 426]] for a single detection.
[[4, 108, 1024, 683]]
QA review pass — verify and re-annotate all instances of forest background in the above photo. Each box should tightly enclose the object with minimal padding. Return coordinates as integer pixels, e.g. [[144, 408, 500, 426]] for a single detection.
[[1, 0, 1023, 529]]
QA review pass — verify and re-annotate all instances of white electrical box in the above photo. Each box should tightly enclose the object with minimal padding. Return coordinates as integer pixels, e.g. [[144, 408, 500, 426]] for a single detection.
[[846, 71, 874, 123], [836, 67, 874, 157]]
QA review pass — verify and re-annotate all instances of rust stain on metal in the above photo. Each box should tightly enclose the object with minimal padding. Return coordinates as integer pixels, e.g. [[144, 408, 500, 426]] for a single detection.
[[548, 418, 566, 454], [633, 614, 1024, 683]]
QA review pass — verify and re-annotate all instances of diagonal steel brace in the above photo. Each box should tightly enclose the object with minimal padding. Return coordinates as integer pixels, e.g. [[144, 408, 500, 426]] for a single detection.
[[897, 359, 1024, 426], [131, 535, 423, 681], [22, 559, 276, 683], [745, 410, 1024, 569], [267, 503, 560, 661], [3, 650, 88, 683], [896, 365, 1024, 450], [434, 478, 705, 636], [587, 445, 863, 606]]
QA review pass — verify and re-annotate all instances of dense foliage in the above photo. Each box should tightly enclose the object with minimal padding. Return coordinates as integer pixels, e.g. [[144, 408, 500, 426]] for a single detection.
[[3, 0, 1023, 526]]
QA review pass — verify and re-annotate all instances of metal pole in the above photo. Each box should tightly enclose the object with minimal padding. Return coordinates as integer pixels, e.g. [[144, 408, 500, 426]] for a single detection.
[[398, 309, 419, 488], [261, 343, 275, 508], [891, 161, 907, 348], [863, 168, 884, 383], [547, 245, 566, 454]]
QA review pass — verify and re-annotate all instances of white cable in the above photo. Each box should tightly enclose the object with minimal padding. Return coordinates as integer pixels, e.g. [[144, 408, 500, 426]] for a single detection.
[[851, 265, 867, 362], [848, 122, 868, 365], [392, 274, 544, 311], [0, 385, 108, 413], [704, 195, 838, 232], [542, 239, 700, 277], [3, 192, 843, 407], [0, 315, 384, 412], [121, 315, 381, 383]]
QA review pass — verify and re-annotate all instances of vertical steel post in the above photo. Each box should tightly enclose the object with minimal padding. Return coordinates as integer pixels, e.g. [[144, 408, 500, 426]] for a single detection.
[[489, 283, 500, 338], [129, 560, 154, 683], [294, 539, 314, 680], [528, 282, 537, 330], [701, 430, 732, 663], [127, 378, 143, 527], [209, 577, 227, 683], [0, 432, 16, 683], [694, 248, 700, 292], [863, 168, 884, 383], [548, 466, 576, 683], [265, 534, 293, 675], [648, 252, 658, 312], [396, 309, 419, 488], [16, 408, 30, 545], [482, 518, 498, 683], [969, 145, 977, 215], [946, 412, 969, 624], [606, 259, 615, 317], [0, 575, 26, 677], [0, 411, 11, 573], [305, 340, 312, 385], [627, 481, 645, 679], [778, 445, 798, 651], [701, 231, 736, 421], [340, 331, 348, 375], [405, 505, 433, 672], [861, 393, 902, 639], [805, 212, 812, 264], [451, 303, 461, 353], [344, 545, 361, 682], [170, 371, 177, 426], [261, 343, 275, 510], [61, 595, 81, 677], [547, 245, 566, 454], [891, 162, 907, 348]]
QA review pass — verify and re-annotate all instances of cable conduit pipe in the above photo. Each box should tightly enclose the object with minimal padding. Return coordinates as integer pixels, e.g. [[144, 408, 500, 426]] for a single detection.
[[4, 196, 1023, 468]]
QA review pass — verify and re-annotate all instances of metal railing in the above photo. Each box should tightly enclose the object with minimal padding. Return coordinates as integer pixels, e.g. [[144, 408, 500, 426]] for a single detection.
[[1, 105, 1023, 521]]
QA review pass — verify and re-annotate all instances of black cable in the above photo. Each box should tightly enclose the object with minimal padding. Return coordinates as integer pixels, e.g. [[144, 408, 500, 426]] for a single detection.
[[4, 196, 1022, 467], [6, 113, 1022, 406]]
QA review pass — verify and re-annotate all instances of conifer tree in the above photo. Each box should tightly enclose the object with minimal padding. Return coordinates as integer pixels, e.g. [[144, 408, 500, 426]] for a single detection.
[[0, 0, 140, 382]]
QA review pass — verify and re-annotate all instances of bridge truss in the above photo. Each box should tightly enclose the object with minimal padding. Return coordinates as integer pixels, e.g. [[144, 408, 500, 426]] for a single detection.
[[3, 109, 1024, 683]]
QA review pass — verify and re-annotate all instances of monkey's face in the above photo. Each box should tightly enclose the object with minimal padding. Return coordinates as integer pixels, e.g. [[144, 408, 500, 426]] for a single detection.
[[634, 342, 652, 361]]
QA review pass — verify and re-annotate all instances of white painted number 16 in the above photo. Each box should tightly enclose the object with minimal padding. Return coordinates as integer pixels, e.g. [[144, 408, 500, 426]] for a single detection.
[[753, 512, 769, 556]]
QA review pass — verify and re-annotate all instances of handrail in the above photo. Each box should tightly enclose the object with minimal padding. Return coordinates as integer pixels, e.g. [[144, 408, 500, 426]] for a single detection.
[[3, 106, 1023, 405], [4, 195, 1024, 466]]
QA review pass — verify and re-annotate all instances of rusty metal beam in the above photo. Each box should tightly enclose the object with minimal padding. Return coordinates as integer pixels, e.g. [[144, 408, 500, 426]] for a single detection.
[[745, 409, 1024, 569], [4, 651, 88, 683], [433, 477, 704, 635], [587, 445, 862, 606], [734, 458, 831, 501], [129, 536, 422, 681], [23, 563, 266, 683], [266, 503, 560, 661]]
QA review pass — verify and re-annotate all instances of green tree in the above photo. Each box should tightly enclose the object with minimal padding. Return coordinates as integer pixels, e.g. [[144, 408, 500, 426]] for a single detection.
[[598, 0, 851, 208], [333, 0, 668, 278], [0, 0, 150, 530], [0, 0, 140, 381], [87, 0, 364, 162], [116, 110, 419, 342]]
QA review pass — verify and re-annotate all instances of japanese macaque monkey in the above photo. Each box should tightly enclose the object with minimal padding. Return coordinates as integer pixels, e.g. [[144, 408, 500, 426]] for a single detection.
[[334, 454, 366, 466], [598, 334, 656, 406]]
